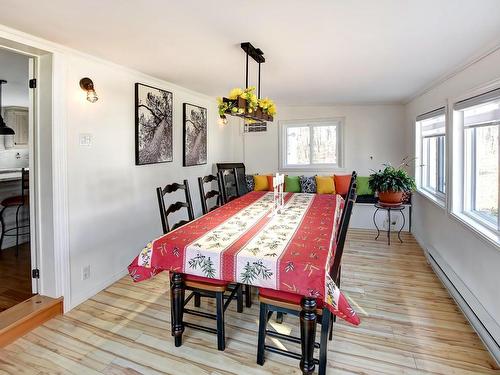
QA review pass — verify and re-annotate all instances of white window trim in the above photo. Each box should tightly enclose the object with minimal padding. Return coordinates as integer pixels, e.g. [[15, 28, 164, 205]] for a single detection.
[[448, 78, 500, 249], [416, 189, 446, 209], [278, 117, 345, 172], [415, 107, 447, 208]]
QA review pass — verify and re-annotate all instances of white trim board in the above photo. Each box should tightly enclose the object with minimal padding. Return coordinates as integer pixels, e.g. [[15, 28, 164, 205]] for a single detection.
[[69, 268, 129, 311], [414, 232, 500, 365]]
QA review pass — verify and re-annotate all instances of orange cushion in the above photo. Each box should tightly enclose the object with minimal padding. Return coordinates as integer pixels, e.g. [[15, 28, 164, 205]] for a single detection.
[[254, 175, 269, 191], [184, 274, 229, 286], [266, 175, 274, 191], [259, 287, 324, 308], [1, 195, 27, 207], [266, 175, 286, 192], [334, 175, 351, 196]]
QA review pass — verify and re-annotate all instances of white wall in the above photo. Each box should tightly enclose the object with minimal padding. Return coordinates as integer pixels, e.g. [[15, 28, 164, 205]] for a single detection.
[[65, 56, 232, 308], [0, 24, 234, 310], [405, 48, 500, 353], [231, 104, 409, 231], [233, 104, 406, 176]]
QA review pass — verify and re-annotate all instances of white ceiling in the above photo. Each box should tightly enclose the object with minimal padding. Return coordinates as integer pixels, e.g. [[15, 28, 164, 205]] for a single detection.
[[0, 48, 29, 107], [0, 0, 500, 105]]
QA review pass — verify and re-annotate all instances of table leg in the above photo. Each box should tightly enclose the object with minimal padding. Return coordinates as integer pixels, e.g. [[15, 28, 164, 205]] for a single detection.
[[398, 208, 405, 243], [373, 208, 381, 240], [171, 272, 185, 347], [300, 297, 317, 375], [387, 209, 391, 246]]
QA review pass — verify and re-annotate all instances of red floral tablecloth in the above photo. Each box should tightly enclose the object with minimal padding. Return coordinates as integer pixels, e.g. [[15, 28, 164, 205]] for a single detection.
[[128, 191, 360, 325]]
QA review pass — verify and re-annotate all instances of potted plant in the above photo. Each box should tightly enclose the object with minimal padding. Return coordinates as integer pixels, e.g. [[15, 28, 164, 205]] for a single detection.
[[369, 161, 416, 204]]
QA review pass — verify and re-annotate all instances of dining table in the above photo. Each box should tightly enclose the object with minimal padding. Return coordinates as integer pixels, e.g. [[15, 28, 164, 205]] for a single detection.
[[128, 191, 360, 374]]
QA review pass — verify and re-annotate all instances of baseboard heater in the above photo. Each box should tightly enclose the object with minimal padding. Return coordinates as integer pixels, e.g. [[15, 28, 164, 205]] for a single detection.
[[425, 249, 500, 365]]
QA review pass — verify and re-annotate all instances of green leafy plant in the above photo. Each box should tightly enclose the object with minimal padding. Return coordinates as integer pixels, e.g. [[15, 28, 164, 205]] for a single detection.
[[217, 86, 277, 120], [369, 159, 416, 193]]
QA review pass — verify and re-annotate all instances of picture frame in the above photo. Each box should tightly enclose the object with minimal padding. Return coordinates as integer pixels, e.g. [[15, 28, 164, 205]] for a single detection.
[[183, 103, 208, 167], [135, 83, 173, 165]]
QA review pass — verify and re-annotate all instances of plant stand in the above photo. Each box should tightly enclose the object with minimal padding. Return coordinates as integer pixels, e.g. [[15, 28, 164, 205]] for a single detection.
[[373, 203, 406, 245]]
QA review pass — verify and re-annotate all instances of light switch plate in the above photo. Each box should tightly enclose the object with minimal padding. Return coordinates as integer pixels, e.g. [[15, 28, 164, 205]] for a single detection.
[[79, 133, 93, 146]]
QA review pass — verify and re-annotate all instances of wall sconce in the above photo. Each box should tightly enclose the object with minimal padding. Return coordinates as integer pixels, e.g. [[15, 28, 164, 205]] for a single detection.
[[79, 77, 98, 103], [218, 115, 228, 126]]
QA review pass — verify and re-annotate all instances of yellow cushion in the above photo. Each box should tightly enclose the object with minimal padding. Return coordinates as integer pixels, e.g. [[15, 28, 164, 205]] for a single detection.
[[254, 175, 269, 191], [315, 176, 336, 194]]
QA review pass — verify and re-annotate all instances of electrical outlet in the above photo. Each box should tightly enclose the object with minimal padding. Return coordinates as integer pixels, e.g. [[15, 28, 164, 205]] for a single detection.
[[82, 265, 91, 280], [79, 133, 93, 146]]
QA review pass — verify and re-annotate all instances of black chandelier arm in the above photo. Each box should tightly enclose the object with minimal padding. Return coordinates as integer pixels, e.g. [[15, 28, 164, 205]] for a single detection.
[[241, 42, 265, 99]]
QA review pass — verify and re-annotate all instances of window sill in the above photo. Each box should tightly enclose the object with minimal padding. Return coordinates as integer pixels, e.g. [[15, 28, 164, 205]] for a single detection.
[[416, 189, 446, 209], [450, 211, 500, 249]]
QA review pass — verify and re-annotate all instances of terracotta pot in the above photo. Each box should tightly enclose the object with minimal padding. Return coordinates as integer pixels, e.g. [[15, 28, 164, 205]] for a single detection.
[[378, 190, 403, 204]]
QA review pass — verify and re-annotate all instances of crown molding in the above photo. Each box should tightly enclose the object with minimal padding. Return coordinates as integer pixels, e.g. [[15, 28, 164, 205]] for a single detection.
[[404, 42, 500, 105]]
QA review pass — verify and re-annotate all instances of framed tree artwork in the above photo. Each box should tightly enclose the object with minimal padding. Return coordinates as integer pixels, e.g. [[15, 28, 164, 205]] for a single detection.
[[135, 83, 173, 165], [183, 103, 208, 166]]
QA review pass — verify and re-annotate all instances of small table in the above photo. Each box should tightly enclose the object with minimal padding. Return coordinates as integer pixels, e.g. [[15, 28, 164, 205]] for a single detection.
[[373, 203, 405, 245]]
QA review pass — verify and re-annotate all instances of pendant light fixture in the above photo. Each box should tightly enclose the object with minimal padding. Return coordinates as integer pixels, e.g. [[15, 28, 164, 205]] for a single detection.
[[217, 42, 276, 126], [0, 80, 16, 136]]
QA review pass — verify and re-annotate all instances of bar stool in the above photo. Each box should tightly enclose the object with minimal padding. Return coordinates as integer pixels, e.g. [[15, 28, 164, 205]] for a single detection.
[[0, 168, 30, 257]]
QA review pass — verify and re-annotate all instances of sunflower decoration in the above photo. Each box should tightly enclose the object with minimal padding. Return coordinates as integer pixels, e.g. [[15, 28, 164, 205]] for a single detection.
[[218, 86, 276, 121], [258, 97, 277, 117]]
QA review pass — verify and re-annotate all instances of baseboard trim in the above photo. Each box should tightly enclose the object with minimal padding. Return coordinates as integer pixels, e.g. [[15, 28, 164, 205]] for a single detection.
[[414, 233, 500, 365], [0, 295, 63, 347], [68, 268, 129, 312]]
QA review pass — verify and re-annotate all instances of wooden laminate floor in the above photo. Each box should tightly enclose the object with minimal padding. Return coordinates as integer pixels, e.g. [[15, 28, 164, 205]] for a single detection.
[[0, 243, 34, 312], [0, 230, 498, 374]]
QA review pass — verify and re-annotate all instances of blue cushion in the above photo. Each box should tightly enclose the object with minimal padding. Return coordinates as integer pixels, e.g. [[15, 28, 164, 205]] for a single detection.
[[299, 176, 317, 193], [245, 174, 255, 192]]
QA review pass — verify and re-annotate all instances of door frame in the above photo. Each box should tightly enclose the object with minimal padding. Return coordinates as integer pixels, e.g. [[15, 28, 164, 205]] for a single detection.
[[0, 26, 71, 311], [0, 46, 39, 294], [28, 55, 38, 293]]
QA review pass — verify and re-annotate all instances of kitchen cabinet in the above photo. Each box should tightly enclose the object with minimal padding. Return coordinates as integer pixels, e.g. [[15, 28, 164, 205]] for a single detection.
[[2, 106, 29, 145]]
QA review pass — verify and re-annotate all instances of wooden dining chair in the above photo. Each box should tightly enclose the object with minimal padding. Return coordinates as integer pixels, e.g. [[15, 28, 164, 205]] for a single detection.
[[274, 171, 357, 327], [219, 168, 241, 204], [216, 162, 248, 194], [157, 179, 243, 351], [198, 173, 253, 308], [198, 174, 223, 215], [256, 176, 357, 375], [218, 168, 254, 307]]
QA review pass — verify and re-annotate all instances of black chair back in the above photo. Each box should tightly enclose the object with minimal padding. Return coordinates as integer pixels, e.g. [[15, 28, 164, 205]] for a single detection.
[[21, 168, 29, 202], [198, 174, 223, 215], [330, 175, 357, 283], [219, 168, 241, 204], [336, 172, 357, 237], [216, 162, 247, 194], [157, 179, 195, 234]]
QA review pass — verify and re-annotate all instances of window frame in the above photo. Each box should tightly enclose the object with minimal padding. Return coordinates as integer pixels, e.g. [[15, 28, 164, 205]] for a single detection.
[[279, 118, 345, 172], [462, 120, 499, 233], [450, 82, 500, 246], [415, 108, 447, 205]]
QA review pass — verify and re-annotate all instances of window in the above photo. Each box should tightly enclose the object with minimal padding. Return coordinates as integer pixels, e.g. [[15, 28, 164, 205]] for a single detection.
[[416, 108, 446, 202], [280, 119, 344, 170], [455, 89, 500, 234]]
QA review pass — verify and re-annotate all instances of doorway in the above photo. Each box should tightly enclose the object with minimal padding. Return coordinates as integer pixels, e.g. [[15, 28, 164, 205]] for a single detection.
[[0, 47, 36, 312]]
